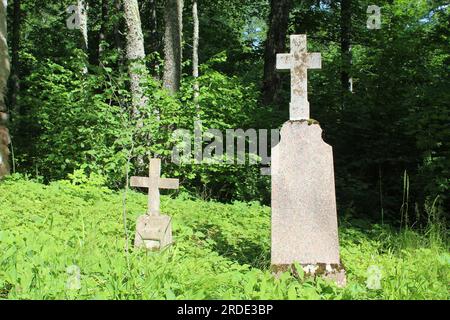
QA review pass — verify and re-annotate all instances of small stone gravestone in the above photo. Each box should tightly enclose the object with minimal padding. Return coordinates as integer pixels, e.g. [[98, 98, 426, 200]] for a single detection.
[[271, 35, 346, 286], [130, 158, 179, 251]]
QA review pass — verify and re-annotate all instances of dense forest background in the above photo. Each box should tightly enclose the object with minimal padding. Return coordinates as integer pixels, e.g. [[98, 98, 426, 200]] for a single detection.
[[3, 0, 449, 226]]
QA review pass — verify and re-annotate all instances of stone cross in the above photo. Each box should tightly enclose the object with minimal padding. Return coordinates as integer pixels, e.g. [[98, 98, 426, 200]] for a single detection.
[[130, 158, 179, 216], [276, 34, 321, 120], [271, 34, 346, 286]]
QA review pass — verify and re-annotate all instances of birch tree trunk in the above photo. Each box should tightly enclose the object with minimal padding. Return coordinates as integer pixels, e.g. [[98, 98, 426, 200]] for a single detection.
[[192, 0, 199, 111], [0, 0, 11, 178], [163, 0, 183, 94], [123, 0, 149, 116], [78, 0, 88, 51]]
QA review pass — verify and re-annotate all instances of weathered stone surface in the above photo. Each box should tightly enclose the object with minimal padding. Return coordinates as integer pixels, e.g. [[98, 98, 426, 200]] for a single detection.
[[276, 35, 322, 120], [130, 159, 179, 216], [130, 158, 179, 251], [271, 121, 340, 266], [134, 214, 173, 251], [272, 263, 347, 288]]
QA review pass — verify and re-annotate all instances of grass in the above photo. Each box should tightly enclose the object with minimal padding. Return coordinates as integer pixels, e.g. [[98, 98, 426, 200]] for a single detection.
[[0, 175, 448, 300]]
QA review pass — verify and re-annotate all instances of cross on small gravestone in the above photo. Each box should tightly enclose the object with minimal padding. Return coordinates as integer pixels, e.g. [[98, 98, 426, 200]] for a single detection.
[[130, 158, 179, 251], [131, 158, 179, 215], [276, 34, 321, 120]]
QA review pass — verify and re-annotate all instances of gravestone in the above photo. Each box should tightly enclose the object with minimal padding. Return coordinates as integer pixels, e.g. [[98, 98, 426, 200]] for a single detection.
[[130, 158, 179, 251], [271, 35, 346, 286]]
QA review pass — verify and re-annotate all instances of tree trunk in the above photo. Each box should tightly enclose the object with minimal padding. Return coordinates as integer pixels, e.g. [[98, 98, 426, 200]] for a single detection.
[[163, 0, 183, 94], [144, 0, 161, 79], [192, 0, 199, 111], [113, 0, 124, 63], [0, 0, 11, 178], [340, 0, 353, 106], [123, 0, 149, 116], [148, 0, 159, 54], [89, 0, 109, 65], [9, 0, 19, 113], [78, 0, 89, 51], [262, 0, 292, 107], [99, 0, 108, 59]]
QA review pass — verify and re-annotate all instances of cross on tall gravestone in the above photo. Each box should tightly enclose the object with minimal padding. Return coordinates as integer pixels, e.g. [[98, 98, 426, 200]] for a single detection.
[[276, 34, 321, 120], [271, 34, 346, 286], [130, 159, 179, 251]]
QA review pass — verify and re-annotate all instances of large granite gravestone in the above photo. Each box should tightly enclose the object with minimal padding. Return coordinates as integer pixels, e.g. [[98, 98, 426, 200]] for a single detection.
[[271, 35, 345, 286], [272, 121, 340, 264]]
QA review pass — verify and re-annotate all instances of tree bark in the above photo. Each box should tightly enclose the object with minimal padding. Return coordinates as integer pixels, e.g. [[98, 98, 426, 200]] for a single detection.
[[0, 0, 9, 114], [192, 0, 199, 111], [143, 0, 161, 79], [78, 0, 89, 51], [0, 0, 11, 178], [90, 0, 109, 65], [163, 0, 183, 94], [340, 0, 353, 103], [113, 0, 124, 62], [9, 0, 19, 113], [262, 0, 292, 107], [148, 0, 159, 54], [123, 0, 149, 116], [99, 0, 109, 58]]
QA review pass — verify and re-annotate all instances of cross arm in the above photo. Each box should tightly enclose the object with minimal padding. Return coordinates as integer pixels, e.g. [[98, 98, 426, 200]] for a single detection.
[[130, 176, 179, 190], [276, 53, 292, 71], [307, 53, 322, 69], [130, 176, 150, 188], [159, 178, 179, 190]]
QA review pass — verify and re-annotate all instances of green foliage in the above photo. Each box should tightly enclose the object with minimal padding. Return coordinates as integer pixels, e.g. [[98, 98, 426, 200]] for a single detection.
[[11, 50, 270, 203], [7, 0, 450, 221], [166, 56, 270, 202], [0, 178, 448, 300], [14, 55, 130, 187]]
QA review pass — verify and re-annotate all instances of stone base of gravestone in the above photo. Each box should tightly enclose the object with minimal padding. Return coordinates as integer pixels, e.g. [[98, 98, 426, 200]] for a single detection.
[[271, 120, 345, 286], [134, 214, 173, 251], [272, 263, 347, 288]]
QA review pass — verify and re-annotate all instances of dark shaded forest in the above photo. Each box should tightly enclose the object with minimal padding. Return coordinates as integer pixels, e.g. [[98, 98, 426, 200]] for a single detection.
[[1, 0, 449, 226]]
